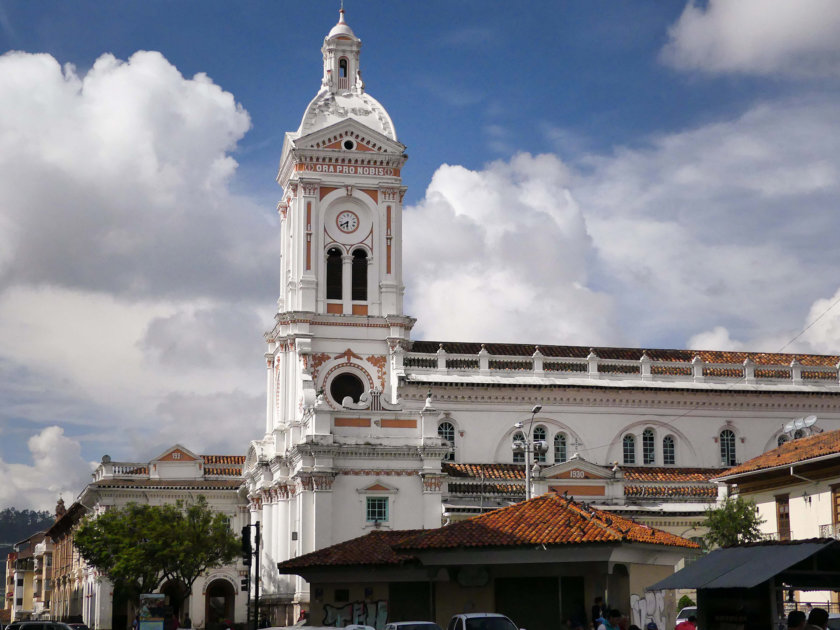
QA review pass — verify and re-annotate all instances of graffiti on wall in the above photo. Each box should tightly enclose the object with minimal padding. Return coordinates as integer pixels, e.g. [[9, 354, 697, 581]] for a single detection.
[[323, 600, 388, 630], [631, 591, 665, 630]]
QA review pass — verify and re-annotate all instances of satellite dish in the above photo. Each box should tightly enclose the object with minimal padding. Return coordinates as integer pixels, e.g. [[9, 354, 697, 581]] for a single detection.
[[794, 417, 805, 430], [804, 415, 818, 427], [783, 421, 796, 434]]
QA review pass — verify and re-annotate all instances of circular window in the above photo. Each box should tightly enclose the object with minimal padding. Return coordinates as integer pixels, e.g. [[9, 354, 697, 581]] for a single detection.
[[330, 372, 365, 405], [343, 139, 355, 150]]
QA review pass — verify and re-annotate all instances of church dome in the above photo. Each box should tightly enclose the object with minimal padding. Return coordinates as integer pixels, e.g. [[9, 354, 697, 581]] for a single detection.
[[327, 9, 357, 40], [295, 9, 397, 141]]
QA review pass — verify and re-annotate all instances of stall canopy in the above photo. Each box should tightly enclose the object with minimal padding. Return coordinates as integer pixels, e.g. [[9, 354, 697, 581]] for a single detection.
[[648, 540, 840, 590]]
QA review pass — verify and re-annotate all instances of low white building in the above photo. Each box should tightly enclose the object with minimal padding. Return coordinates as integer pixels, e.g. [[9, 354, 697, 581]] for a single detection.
[[714, 426, 840, 609], [51, 445, 249, 630]]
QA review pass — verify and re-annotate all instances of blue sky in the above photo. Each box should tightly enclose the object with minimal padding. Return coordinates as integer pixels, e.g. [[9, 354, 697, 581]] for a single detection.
[[1, 1, 840, 509]]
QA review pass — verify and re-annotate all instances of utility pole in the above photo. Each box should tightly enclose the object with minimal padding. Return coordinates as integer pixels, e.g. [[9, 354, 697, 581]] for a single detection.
[[241, 522, 261, 630], [254, 521, 261, 630]]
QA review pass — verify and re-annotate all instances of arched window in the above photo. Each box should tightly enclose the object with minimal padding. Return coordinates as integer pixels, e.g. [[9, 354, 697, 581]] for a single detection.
[[351, 249, 367, 301], [326, 247, 342, 300], [339, 58, 348, 78], [720, 429, 736, 466], [438, 422, 455, 462], [512, 431, 525, 464], [642, 428, 655, 465], [533, 426, 547, 463], [623, 435, 636, 465], [554, 433, 567, 464], [663, 436, 675, 465], [778, 434, 789, 447]]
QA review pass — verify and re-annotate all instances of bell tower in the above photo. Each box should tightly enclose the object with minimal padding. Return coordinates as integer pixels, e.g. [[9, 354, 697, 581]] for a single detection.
[[275, 8, 407, 319]]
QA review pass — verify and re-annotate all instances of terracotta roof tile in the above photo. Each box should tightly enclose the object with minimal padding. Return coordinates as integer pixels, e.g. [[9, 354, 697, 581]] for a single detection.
[[624, 485, 718, 499], [395, 493, 699, 550], [411, 341, 840, 367], [277, 529, 423, 571], [718, 429, 840, 479], [443, 463, 525, 480], [621, 467, 721, 482], [447, 482, 523, 496], [91, 479, 242, 490], [203, 455, 246, 465]]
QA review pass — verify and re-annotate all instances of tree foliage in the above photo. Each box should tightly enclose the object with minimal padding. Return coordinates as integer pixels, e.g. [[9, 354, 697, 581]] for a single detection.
[[703, 495, 765, 548], [75, 496, 239, 599]]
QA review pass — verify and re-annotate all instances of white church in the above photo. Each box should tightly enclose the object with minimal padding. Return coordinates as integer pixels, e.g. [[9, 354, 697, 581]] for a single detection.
[[242, 9, 840, 623]]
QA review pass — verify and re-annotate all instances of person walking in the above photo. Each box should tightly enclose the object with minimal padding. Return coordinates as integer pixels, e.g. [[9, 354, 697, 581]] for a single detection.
[[806, 608, 829, 630]]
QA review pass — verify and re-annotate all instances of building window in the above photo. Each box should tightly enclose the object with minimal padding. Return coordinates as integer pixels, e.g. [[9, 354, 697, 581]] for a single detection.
[[623, 435, 636, 465], [352, 249, 367, 300], [326, 247, 342, 300], [778, 434, 789, 447], [643, 429, 655, 464], [366, 496, 388, 523], [533, 425, 547, 463], [663, 436, 675, 465], [512, 431, 525, 463], [554, 433, 567, 463], [438, 421, 455, 461], [339, 58, 348, 78], [720, 429, 736, 466], [776, 495, 791, 541]]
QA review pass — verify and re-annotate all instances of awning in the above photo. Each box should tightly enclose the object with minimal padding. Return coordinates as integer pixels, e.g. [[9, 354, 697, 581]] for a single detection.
[[648, 540, 837, 590]]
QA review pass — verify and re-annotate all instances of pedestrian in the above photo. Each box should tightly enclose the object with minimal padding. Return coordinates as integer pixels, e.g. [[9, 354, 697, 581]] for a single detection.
[[806, 608, 829, 630], [788, 610, 806, 630], [592, 597, 606, 629], [132, 614, 140, 630], [597, 609, 622, 630]]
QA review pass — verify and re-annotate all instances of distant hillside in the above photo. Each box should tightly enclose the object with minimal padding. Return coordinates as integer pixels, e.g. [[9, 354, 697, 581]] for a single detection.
[[0, 508, 54, 562]]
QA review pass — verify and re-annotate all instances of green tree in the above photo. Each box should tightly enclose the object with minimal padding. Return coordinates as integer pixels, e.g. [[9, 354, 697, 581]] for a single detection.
[[703, 495, 765, 548], [75, 497, 239, 602]]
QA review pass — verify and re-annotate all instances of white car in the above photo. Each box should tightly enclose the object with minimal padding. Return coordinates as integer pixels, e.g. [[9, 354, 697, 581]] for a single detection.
[[385, 623, 443, 630], [447, 613, 521, 630]]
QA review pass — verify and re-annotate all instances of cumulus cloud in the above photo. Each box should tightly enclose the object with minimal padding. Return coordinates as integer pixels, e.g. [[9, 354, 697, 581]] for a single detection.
[[661, 0, 840, 77], [405, 95, 840, 353], [404, 153, 617, 345], [0, 50, 272, 504], [0, 427, 95, 511]]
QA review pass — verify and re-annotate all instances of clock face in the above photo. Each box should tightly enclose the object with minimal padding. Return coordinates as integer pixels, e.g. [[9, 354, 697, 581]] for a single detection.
[[336, 210, 359, 234]]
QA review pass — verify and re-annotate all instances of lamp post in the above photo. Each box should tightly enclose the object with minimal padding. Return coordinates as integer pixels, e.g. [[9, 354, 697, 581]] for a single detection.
[[513, 404, 543, 500]]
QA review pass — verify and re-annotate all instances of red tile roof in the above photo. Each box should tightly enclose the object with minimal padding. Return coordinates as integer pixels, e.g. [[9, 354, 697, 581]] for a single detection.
[[625, 485, 718, 499], [621, 467, 721, 482], [717, 429, 840, 479], [397, 493, 699, 550], [277, 530, 423, 571], [411, 341, 840, 367], [443, 463, 524, 480]]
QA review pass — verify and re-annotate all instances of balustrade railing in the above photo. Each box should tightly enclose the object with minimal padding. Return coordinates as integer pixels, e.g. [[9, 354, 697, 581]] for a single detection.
[[395, 348, 840, 387], [819, 523, 840, 539]]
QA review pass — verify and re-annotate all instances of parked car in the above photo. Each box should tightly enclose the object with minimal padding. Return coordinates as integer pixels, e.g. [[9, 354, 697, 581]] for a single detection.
[[385, 622, 443, 630], [66, 624, 90, 630], [447, 613, 520, 630], [674, 607, 697, 629], [6, 623, 76, 630]]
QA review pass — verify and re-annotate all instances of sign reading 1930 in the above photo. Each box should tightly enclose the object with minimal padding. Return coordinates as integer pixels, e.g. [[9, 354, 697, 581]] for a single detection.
[[299, 163, 398, 176]]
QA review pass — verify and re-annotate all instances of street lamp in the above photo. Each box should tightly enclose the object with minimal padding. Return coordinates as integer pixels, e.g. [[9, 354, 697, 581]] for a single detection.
[[512, 404, 545, 500]]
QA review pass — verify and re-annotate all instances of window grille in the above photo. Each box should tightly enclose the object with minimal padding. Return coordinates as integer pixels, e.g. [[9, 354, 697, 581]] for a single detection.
[[663, 435, 675, 465], [366, 496, 388, 522], [623, 434, 636, 465], [554, 433, 567, 463], [643, 429, 655, 465], [533, 425, 547, 462], [720, 429, 736, 466], [438, 422, 455, 461], [512, 431, 525, 463]]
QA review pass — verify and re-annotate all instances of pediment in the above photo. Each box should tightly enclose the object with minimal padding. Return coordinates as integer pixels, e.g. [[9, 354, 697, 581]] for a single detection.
[[542, 456, 612, 481], [357, 479, 399, 494], [296, 119, 405, 155], [152, 444, 200, 463]]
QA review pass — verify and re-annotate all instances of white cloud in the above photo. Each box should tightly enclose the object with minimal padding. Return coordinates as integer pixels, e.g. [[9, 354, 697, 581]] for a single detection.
[[661, 0, 840, 77], [404, 153, 618, 345], [0, 50, 272, 503], [0, 427, 95, 511], [405, 96, 840, 353]]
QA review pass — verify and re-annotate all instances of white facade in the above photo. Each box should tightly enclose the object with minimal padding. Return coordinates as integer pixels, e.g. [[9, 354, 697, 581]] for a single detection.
[[243, 8, 840, 622], [72, 445, 249, 630]]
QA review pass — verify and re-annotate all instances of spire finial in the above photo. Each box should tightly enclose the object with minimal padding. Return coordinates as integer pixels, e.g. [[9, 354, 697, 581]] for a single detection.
[[339, 0, 345, 20]]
